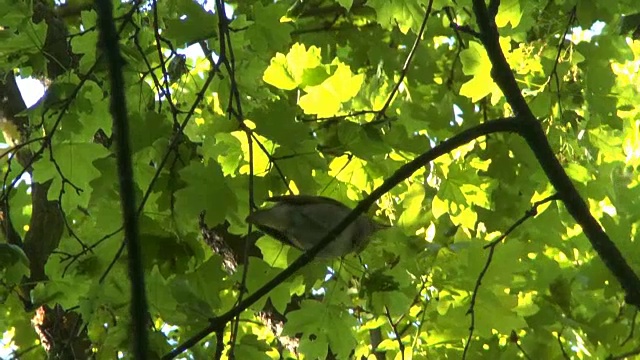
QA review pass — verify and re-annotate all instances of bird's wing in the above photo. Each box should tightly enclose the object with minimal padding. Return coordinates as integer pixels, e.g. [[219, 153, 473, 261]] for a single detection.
[[246, 207, 306, 250], [250, 223, 302, 249]]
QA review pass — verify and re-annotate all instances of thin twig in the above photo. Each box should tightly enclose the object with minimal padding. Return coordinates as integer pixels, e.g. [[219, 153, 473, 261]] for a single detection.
[[376, 0, 435, 119], [463, 194, 560, 358], [384, 306, 405, 359]]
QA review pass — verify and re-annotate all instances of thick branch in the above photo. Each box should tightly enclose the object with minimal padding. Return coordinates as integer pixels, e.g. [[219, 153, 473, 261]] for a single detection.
[[163, 117, 521, 358], [471, 0, 640, 306], [95, 0, 149, 357]]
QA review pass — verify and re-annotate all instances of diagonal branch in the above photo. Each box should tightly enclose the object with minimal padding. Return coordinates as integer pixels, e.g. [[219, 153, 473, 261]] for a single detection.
[[163, 117, 521, 358], [471, 0, 640, 307]]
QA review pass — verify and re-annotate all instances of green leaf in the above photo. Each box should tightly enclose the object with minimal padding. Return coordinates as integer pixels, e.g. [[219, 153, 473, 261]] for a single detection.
[[31, 142, 111, 210], [249, 101, 310, 147], [66, 81, 112, 139], [474, 287, 527, 336], [255, 236, 293, 269], [0, 243, 29, 284], [283, 300, 357, 359], [263, 53, 298, 90], [245, 2, 292, 53], [0, 20, 46, 54], [263, 43, 323, 90], [129, 111, 172, 153], [241, 258, 305, 313], [495, 0, 522, 28], [367, 0, 426, 33], [299, 63, 364, 116], [459, 42, 500, 102], [174, 160, 237, 227], [163, 0, 218, 46], [397, 182, 426, 229], [337, 0, 353, 11], [565, 163, 593, 183]]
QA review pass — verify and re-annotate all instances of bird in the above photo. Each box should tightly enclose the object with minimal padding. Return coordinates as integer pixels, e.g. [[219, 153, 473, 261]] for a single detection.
[[246, 195, 387, 258]]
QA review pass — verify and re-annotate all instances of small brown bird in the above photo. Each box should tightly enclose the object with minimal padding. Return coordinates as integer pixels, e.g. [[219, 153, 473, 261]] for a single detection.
[[246, 195, 386, 258]]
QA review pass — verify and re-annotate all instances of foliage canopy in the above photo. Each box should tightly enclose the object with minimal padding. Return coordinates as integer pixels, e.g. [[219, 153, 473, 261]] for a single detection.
[[0, 0, 640, 359]]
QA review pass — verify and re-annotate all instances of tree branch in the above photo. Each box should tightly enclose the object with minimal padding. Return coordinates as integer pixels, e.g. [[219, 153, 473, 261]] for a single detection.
[[95, 0, 148, 357], [163, 117, 521, 358], [471, 0, 640, 306]]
